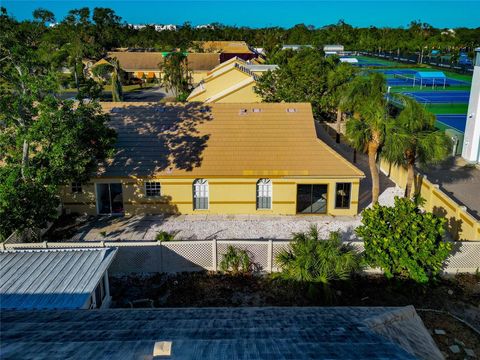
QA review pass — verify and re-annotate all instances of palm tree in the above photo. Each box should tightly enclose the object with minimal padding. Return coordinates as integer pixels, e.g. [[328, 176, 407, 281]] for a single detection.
[[383, 96, 451, 198], [275, 226, 362, 285], [92, 57, 123, 102], [342, 73, 388, 204], [326, 62, 357, 143]]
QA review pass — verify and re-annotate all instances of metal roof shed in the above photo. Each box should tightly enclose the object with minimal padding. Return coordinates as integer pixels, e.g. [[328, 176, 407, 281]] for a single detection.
[[414, 71, 447, 88], [0, 248, 117, 310]]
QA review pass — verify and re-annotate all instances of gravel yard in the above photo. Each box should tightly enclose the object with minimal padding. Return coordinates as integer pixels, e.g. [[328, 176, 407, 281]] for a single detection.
[[44, 186, 403, 242]]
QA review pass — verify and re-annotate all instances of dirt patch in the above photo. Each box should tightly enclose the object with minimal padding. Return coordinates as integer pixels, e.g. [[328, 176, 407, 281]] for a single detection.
[[419, 311, 480, 359]]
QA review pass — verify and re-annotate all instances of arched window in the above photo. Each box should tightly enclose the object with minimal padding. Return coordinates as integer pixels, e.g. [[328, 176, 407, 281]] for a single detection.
[[256, 179, 272, 210], [193, 179, 209, 210]]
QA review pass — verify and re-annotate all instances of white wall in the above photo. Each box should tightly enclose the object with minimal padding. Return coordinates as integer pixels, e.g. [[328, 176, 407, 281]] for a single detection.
[[462, 51, 480, 163]]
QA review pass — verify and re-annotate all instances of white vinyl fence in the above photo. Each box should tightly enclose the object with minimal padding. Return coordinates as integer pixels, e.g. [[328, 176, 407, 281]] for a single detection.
[[2, 240, 479, 275]]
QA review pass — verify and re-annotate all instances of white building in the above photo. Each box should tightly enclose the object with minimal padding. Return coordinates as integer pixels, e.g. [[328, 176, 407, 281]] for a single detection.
[[324, 44, 345, 55], [462, 48, 480, 164], [155, 24, 177, 31]]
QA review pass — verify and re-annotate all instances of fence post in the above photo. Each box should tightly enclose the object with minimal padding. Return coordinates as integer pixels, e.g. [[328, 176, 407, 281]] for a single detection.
[[267, 239, 273, 273], [43, 241, 48, 249], [0, 242, 5, 251], [158, 240, 163, 273], [212, 239, 217, 272]]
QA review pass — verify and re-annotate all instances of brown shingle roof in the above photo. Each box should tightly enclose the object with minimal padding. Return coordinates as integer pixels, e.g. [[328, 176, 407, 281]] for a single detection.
[[98, 102, 364, 179], [106, 52, 220, 72], [186, 53, 221, 71], [193, 41, 254, 54], [107, 52, 164, 71]]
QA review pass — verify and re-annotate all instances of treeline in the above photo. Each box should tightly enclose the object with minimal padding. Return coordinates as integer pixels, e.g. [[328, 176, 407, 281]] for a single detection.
[[1, 6, 479, 65]]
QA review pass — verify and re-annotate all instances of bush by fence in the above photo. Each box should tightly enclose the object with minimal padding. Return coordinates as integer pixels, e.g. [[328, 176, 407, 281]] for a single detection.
[[379, 159, 480, 241]]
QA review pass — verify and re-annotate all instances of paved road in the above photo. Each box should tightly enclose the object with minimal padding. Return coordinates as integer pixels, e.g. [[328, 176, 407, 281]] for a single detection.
[[315, 123, 397, 212], [59, 86, 174, 102], [318, 123, 480, 220]]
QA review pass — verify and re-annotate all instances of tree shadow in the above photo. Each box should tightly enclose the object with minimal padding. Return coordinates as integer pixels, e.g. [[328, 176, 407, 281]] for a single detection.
[[98, 103, 212, 177], [432, 206, 464, 241], [419, 157, 475, 183]]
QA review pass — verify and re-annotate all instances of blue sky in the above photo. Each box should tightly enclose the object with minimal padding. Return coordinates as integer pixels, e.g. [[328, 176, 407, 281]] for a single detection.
[[2, 1, 478, 28]]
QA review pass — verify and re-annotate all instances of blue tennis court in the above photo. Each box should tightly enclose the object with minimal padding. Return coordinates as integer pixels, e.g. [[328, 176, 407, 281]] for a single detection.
[[436, 114, 467, 132], [376, 69, 417, 75], [401, 90, 470, 104], [387, 77, 469, 87]]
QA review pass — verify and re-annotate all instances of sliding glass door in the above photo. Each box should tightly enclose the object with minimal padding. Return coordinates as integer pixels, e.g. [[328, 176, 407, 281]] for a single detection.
[[97, 183, 124, 215], [296, 184, 328, 214]]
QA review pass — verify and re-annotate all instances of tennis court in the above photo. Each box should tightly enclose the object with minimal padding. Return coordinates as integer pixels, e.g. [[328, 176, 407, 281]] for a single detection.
[[374, 69, 470, 87], [435, 114, 467, 132], [401, 90, 470, 104], [387, 77, 468, 86]]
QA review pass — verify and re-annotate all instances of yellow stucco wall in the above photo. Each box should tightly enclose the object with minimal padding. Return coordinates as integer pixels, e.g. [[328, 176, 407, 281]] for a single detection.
[[379, 158, 480, 240], [214, 83, 261, 103], [191, 71, 209, 84], [60, 177, 360, 216], [130, 70, 208, 85]]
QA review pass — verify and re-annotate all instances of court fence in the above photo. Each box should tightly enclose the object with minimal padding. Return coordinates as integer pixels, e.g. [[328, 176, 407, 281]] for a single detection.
[[1, 238, 479, 275]]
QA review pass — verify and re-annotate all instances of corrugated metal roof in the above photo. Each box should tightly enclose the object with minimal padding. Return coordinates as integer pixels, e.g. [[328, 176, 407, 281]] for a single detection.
[[97, 102, 364, 178], [0, 248, 117, 310]]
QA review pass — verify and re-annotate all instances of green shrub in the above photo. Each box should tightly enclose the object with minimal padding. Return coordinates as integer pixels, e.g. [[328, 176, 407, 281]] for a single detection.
[[155, 230, 176, 241], [176, 91, 189, 102], [275, 226, 362, 284], [220, 245, 252, 275], [356, 197, 452, 283]]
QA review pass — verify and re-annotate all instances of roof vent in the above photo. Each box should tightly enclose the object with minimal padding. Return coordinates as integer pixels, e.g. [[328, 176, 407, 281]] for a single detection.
[[286, 108, 297, 113], [251, 108, 262, 113], [153, 341, 172, 356], [239, 108, 248, 115]]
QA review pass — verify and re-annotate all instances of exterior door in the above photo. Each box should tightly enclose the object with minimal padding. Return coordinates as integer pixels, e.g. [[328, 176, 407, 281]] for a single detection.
[[97, 183, 124, 215], [296, 185, 328, 214]]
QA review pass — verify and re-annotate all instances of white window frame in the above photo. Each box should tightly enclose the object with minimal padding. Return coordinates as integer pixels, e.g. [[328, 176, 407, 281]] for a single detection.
[[145, 181, 161, 197], [193, 179, 209, 210], [256, 179, 272, 210]]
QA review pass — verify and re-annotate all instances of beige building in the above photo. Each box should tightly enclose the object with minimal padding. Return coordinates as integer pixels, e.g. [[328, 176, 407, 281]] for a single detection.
[[94, 52, 221, 84], [191, 41, 262, 63], [61, 102, 364, 216], [187, 57, 278, 103]]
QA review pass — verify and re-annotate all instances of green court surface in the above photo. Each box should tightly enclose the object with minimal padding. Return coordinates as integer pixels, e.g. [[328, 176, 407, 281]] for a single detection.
[[425, 103, 469, 115], [356, 56, 398, 66]]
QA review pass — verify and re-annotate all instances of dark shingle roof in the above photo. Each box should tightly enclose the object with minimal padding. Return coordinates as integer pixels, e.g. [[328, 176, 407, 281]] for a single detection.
[[0, 306, 440, 359]]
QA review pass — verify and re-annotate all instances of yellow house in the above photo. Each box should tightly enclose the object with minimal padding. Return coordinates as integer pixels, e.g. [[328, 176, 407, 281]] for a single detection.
[[187, 57, 278, 103], [92, 52, 221, 84], [60, 102, 364, 216]]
